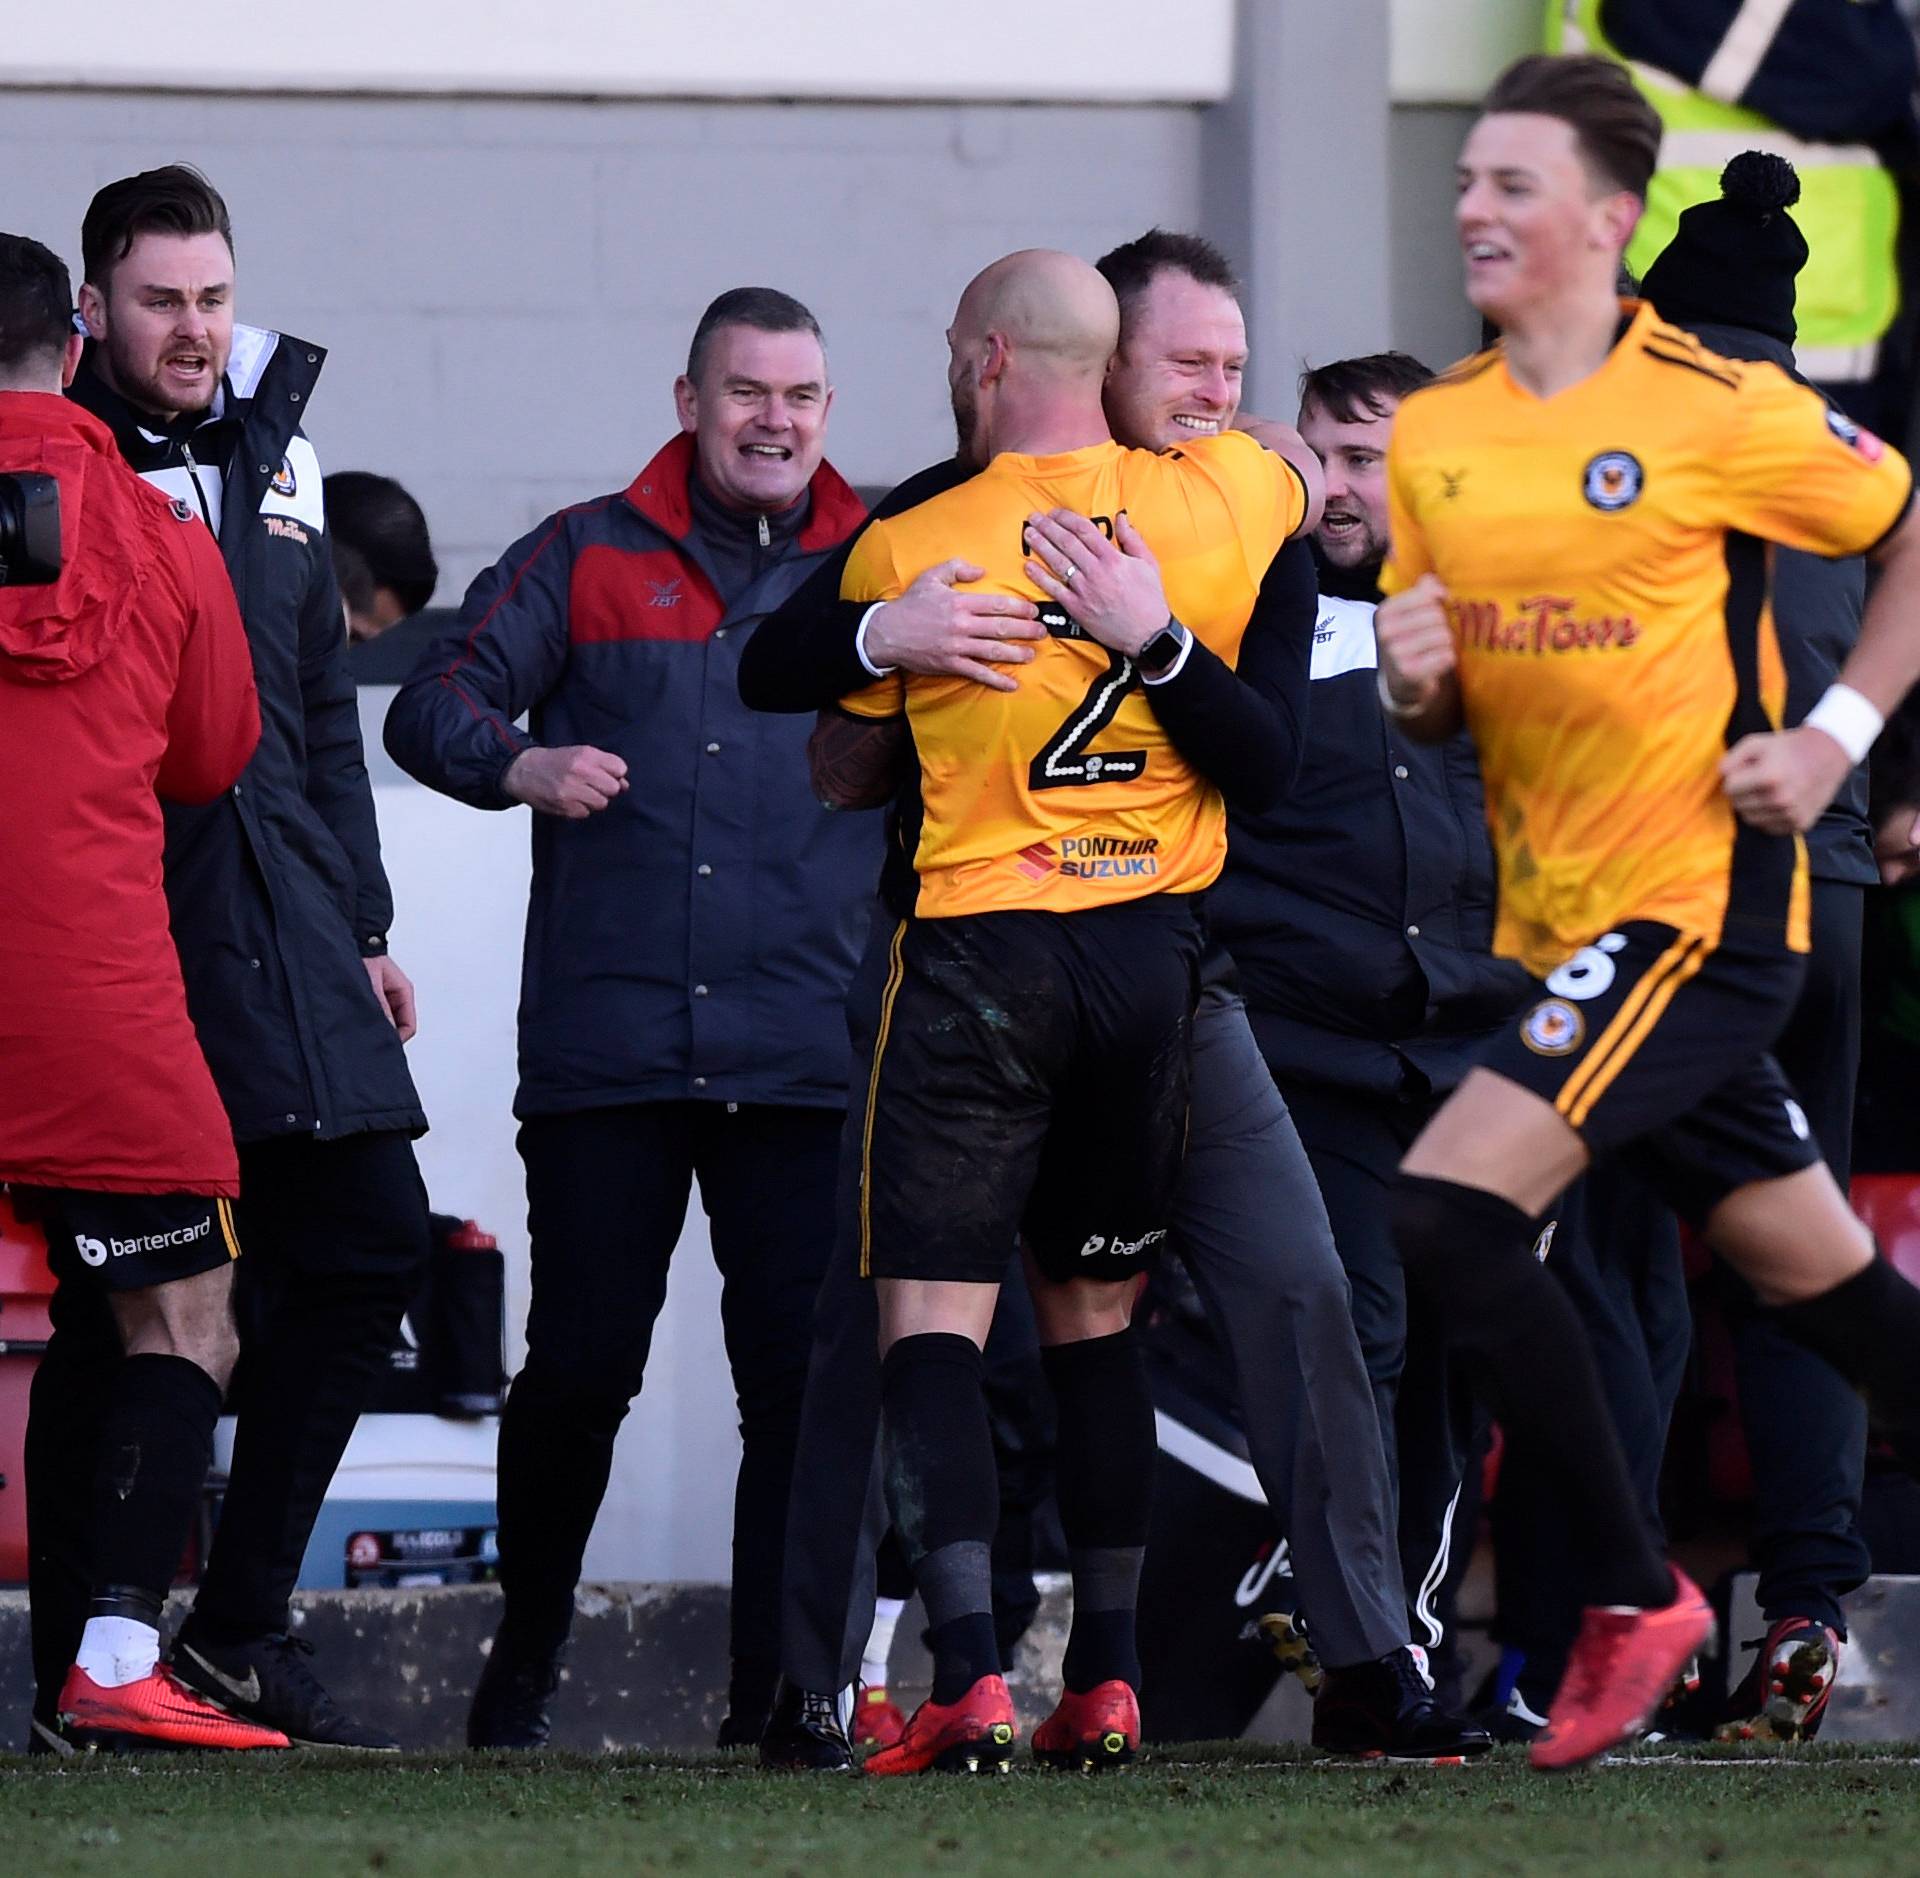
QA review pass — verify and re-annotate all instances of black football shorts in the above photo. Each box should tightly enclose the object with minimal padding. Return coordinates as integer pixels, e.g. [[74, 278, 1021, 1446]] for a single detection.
[[858, 898, 1202, 1285], [15, 1187, 241, 1294], [1480, 920, 1822, 1224]]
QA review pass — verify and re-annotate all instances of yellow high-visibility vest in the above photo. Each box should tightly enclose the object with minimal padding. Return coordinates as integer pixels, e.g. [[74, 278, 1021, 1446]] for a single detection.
[[1548, 0, 1900, 383]]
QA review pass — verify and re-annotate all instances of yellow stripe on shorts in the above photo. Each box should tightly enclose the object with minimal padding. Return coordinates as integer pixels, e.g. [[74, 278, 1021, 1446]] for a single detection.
[[216, 1196, 242, 1262], [858, 921, 909, 1279], [1557, 934, 1710, 1131]]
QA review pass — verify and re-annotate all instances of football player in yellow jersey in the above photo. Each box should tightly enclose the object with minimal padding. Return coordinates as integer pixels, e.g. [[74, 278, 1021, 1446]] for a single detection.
[[1370, 52, 1920, 1773], [827, 249, 1314, 1776]]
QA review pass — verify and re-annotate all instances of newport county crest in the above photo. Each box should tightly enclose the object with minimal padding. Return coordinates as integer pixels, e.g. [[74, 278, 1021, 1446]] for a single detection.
[[1522, 999, 1585, 1057], [1582, 451, 1642, 512]]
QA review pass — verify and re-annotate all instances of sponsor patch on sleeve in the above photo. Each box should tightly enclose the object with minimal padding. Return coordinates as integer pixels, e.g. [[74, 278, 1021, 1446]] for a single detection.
[[1826, 405, 1886, 463]]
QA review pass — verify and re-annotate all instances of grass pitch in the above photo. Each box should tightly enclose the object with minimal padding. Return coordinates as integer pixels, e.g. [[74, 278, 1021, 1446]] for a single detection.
[[5, 1743, 1919, 1877]]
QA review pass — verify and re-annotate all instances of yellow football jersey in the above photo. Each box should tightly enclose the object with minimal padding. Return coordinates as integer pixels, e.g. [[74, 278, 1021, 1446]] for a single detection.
[[839, 432, 1304, 918], [1382, 301, 1913, 978]]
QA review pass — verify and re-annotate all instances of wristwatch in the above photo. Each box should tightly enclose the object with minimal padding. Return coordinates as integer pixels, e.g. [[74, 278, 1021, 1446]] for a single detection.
[[1138, 618, 1190, 678]]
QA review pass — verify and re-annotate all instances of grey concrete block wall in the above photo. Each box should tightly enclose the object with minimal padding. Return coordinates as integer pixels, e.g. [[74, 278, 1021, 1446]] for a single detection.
[[4, 91, 1202, 597]]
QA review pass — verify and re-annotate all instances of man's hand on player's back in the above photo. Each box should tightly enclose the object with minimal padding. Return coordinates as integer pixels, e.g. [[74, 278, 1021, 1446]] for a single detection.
[[1023, 509, 1169, 658], [864, 558, 1043, 691], [502, 744, 630, 818]]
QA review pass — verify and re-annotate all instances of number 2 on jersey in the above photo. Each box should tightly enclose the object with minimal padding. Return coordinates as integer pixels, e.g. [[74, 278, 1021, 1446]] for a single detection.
[[1028, 647, 1147, 791]]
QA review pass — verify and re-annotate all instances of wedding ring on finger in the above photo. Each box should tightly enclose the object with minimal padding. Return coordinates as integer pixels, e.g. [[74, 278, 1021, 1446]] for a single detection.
[[1061, 562, 1078, 584]]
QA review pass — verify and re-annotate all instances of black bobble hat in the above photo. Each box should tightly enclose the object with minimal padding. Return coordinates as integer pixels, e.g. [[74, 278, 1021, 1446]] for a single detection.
[[1640, 151, 1808, 344]]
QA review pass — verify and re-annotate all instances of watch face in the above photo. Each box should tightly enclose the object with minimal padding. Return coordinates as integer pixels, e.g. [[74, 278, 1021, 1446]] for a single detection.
[[1141, 625, 1182, 670]]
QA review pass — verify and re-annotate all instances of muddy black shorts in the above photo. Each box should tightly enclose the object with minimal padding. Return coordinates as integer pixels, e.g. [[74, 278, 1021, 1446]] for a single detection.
[[1481, 921, 1822, 1225], [858, 898, 1202, 1285], [14, 1187, 241, 1294]]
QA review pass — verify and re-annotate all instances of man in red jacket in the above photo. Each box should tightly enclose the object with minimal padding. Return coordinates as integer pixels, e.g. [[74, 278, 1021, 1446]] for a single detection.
[[0, 233, 280, 1753]]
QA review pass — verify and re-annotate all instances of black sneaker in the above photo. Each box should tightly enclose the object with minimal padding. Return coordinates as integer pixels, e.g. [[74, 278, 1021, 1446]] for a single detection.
[[170, 1628, 400, 1751], [758, 1679, 854, 1772], [467, 1626, 563, 1750], [1312, 1647, 1494, 1763]]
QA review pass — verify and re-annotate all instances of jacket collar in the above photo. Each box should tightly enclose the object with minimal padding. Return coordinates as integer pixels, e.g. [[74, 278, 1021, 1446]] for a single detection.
[[67, 323, 325, 466], [622, 431, 866, 552]]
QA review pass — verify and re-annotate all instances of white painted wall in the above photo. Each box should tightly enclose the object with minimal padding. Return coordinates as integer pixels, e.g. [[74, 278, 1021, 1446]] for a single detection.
[[2, 0, 1233, 102], [1389, 0, 1541, 103], [361, 689, 742, 1582]]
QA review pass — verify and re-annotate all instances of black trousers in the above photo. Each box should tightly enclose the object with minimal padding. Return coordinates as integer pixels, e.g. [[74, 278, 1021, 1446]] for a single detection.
[[497, 1100, 839, 1702], [1274, 1077, 1472, 1653], [29, 1129, 429, 1712], [1721, 879, 1870, 1632]]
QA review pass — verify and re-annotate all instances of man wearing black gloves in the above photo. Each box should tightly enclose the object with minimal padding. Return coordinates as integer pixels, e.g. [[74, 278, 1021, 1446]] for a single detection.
[[744, 232, 1488, 1768], [60, 166, 430, 1750], [386, 288, 880, 1750]]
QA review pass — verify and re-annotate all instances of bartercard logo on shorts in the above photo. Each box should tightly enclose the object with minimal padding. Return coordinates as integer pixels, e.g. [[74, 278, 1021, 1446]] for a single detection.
[[1079, 1228, 1167, 1260], [1582, 451, 1643, 511], [74, 1217, 214, 1267], [1825, 406, 1886, 464]]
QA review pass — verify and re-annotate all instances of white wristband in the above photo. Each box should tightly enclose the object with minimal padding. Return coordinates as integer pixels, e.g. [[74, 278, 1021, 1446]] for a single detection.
[[1803, 683, 1883, 766], [854, 603, 896, 678]]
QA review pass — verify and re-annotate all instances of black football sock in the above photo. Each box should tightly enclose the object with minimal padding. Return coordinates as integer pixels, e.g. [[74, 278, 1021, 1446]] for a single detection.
[[1774, 1254, 1920, 1464], [26, 1295, 121, 1718], [1392, 1175, 1673, 1611], [90, 1353, 222, 1620], [1042, 1329, 1153, 1693], [880, 1332, 1000, 1704]]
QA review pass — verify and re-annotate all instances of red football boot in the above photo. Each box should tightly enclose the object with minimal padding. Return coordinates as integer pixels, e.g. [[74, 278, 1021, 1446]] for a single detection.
[[1530, 1569, 1714, 1772], [863, 1674, 1016, 1776], [1032, 1680, 1140, 1772], [851, 1685, 907, 1749], [57, 1664, 291, 1753], [1715, 1618, 1842, 1744]]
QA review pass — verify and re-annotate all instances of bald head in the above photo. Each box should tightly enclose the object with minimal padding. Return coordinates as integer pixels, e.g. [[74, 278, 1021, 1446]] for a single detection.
[[951, 249, 1120, 376], [946, 249, 1120, 463]]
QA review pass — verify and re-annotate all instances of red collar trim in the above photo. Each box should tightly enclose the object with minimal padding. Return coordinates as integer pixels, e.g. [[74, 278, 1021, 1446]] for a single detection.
[[623, 432, 866, 550]]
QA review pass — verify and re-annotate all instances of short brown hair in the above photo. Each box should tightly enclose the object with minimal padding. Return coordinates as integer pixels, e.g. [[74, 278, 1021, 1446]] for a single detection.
[[1298, 352, 1433, 426], [685, 287, 823, 384], [1482, 53, 1661, 201], [1096, 229, 1240, 319], [0, 234, 74, 372], [81, 164, 234, 290]]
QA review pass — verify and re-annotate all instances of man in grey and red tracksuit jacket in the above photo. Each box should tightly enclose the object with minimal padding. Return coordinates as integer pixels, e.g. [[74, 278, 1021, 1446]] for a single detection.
[[385, 289, 881, 1749], [0, 234, 282, 1754]]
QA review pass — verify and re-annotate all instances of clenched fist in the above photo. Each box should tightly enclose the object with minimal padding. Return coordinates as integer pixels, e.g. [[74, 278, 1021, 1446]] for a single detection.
[[503, 744, 629, 819], [1373, 573, 1458, 714], [1721, 725, 1854, 836]]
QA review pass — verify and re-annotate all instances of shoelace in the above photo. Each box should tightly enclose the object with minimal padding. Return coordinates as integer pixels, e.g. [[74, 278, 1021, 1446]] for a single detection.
[[261, 1632, 345, 1723], [1385, 1649, 1439, 1716], [798, 1689, 842, 1730]]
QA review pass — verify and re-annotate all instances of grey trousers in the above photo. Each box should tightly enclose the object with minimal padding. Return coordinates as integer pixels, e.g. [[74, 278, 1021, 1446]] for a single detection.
[[776, 944, 1409, 1692]]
